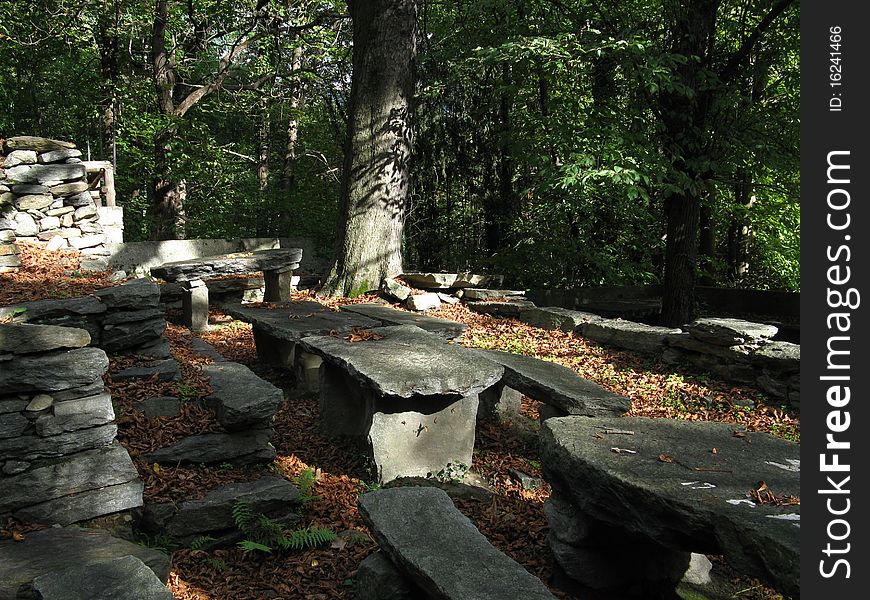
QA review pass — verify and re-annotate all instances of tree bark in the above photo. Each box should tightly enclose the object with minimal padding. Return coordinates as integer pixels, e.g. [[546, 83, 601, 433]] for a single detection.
[[658, 0, 720, 326], [279, 44, 305, 231], [321, 0, 418, 297]]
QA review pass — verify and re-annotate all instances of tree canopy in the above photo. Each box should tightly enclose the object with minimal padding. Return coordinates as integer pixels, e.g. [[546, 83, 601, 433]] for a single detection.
[[0, 0, 799, 307]]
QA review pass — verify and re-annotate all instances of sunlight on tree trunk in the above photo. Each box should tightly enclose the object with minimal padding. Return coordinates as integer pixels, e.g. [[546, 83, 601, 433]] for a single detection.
[[321, 0, 418, 297]]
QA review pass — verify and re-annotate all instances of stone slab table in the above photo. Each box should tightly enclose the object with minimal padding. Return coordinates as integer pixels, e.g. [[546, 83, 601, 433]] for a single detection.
[[223, 301, 381, 390], [540, 416, 800, 598], [340, 303, 467, 340], [150, 248, 302, 331], [300, 325, 503, 483]]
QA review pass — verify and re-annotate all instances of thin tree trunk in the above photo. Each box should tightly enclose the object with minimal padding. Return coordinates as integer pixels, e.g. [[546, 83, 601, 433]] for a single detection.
[[698, 199, 716, 286], [321, 0, 418, 297]]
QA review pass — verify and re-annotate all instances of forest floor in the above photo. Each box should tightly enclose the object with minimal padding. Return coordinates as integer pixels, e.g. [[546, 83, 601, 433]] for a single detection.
[[1, 243, 798, 600]]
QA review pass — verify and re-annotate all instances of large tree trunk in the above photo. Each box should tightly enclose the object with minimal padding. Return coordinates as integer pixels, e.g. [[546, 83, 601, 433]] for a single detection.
[[658, 0, 720, 326], [321, 0, 418, 297], [279, 45, 304, 231], [153, 128, 187, 240]]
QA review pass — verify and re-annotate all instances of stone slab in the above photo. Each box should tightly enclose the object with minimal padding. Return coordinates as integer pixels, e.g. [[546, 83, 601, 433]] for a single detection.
[[752, 341, 800, 373], [0, 527, 170, 598], [0, 347, 108, 393], [461, 288, 526, 301], [519, 307, 603, 333], [93, 278, 160, 309], [359, 487, 557, 600], [580, 319, 681, 354], [400, 272, 502, 290], [150, 248, 302, 282], [301, 325, 502, 399], [340, 303, 467, 340], [540, 416, 800, 598], [0, 424, 117, 462], [14, 480, 144, 526], [145, 428, 275, 466], [466, 300, 535, 319], [224, 301, 380, 342], [30, 554, 173, 600], [0, 323, 90, 355], [687, 318, 778, 347], [202, 362, 283, 430]]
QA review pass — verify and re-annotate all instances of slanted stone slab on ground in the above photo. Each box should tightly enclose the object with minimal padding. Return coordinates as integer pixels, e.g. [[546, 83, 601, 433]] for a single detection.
[[460, 288, 525, 301], [340, 303, 466, 340], [687, 317, 778, 347], [301, 325, 501, 399], [580, 319, 681, 354], [478, 349, 630, 417], [201, 361, 283, 430], [519, 306, 602, 332], [145, 428, 275, 466], [359, 487, 557, 600], [141, 476, 301, 546], [0, 527, 170, 598], [540, 416, 799, 598], [466, 299, 535, 319], [29, 555, 174, 600]]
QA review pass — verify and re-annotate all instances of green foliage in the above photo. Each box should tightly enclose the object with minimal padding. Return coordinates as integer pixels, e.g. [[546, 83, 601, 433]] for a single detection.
[[232, 501, 336, 554], [190, 535, 216, 551], [291, 468, 319, 504]]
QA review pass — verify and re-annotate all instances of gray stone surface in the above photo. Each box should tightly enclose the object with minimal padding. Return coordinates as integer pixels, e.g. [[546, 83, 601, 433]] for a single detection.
[[4, 135, 77, 153], [14, 479, 144, 527], [466, 300, 535, 319], [477, 383, 522, 422], [687, 317, 778, 346], [0, 323, 90, 354], [150, 248, 302, 282], [0, 424, 117, 462], [225, 301, 380, 342], [405, 293, 441, 312], [101, 317, 166, 354], [93, 278, 160, 309], [102, 307, 165, 326], [141, 476, 300, 544], [340, 303, 467, 340], [202, 362, 283, 430], [461, 288, 525, 301], [2, 295, 106, 321], [146, 428, 275, 466], [581, 319, 681, 354], [30, 555, 173, 600], [752, 341, 800, 372], [0, 412, 28, 439], [356, 551, 419, 600], [189, 337, 227, 362], [479, 349, 630, 417], [112, 358, 180, 382], [0, 347, 108, 393], [519, 306, 603, 333], [64, 190, 93, 207], [540, 416, 800, 598], [400, 272, 500, 289], [382, 277, 412, 302], [135, 396, 182, 418], [4, 162, 87, 184], [359, 487, 557, 600], [49, 181, 89, 196], [37, 148, 83, 163], [0, 527, 170, 598], [301, 325, 502, 399], [15, 194, 53, 211]]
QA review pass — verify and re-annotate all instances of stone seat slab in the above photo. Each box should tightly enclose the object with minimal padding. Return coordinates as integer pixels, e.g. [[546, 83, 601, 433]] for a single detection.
[[300, 325, 502, 399], [0, 527, 171, 598], [224, 301, 381, 342], [201, 361, 283, 430], [340, 303, 467, 340], [540, 416, 799, 598], [359, 487, 557, 600], [478, 349, 631, 417], [149, 248, 302, 282], [29, 555, 173, 600]]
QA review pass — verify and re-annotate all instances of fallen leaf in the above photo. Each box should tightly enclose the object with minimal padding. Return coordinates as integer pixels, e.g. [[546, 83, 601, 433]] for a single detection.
[[658, 454, 675, 463]]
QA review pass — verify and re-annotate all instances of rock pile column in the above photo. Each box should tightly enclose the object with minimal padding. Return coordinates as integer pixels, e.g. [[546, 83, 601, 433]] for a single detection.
[[0, 323, 143, 526]]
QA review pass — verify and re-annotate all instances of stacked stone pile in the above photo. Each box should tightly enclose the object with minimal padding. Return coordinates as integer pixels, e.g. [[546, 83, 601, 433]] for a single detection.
[[0, 135, 117, 259], [1, 278, 171, 360], [0, 323, 143, 526], [0, 239, 19, 272]]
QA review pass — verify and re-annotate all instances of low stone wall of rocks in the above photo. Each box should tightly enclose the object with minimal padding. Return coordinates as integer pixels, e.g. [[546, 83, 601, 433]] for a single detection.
[[470, 301, 800, 410], [0, 323, 143, 526], [0, 278, 171, 360], [1, 136, 122, 271]]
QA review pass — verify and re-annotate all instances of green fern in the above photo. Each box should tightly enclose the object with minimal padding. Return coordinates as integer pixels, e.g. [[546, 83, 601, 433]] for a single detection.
[[238, 539, 273, 554], [276, 527, 337, 551], [190, 535, 216, 551], [292, 468, 319, 503], [232, 502, 255, 535]]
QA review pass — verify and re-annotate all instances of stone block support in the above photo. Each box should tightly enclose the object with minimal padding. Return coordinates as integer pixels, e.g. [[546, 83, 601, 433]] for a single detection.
[[181, 279, 209, 332]]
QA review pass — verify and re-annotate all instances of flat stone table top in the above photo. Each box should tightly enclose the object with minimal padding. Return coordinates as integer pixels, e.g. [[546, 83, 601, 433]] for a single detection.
[[300, 325, 503, 399], [150, 248, 302, 282], [340, 303, 467, 340], [541, 416, 800, 598], [223, 301, 381, 341], [478, 349, 631, 417]]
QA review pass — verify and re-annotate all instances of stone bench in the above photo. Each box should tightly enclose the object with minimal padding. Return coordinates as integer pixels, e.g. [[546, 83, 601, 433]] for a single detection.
[[150, 248, 302, 331], [300, 325, 503, 483], [540, 416, 799, 598], [223, 301, 381, 391], [475, 349, 631, 422], [340, 303, 467, 340], [357, 487, 556, 599]]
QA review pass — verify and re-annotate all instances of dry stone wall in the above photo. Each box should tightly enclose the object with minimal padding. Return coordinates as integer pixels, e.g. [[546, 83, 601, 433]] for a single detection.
[[0, 136, 122, 272], [0, 323, 143, 526]]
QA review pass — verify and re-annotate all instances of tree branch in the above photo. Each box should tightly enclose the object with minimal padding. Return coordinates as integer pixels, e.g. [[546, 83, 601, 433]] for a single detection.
[[720, 0, 795, 82]]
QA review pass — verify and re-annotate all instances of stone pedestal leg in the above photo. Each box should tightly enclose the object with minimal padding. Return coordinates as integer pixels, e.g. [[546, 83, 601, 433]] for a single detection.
[[252, 326, 296, 367], [181, 279, 209, 332], [477, 382, 522, 423], [263, 268, 294, 302], [295, 350, 322, 393]]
